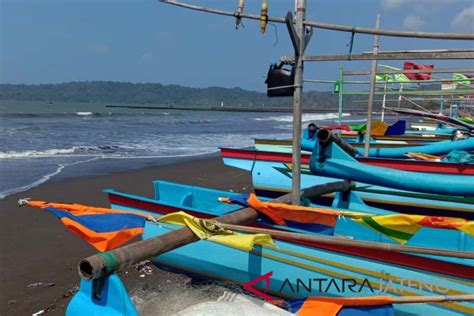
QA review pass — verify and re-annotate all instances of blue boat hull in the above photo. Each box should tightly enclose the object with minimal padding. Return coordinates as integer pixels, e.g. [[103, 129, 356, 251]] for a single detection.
[[222, 155, 474, 219], [97, 182, 474, 316], [301, 133, 474, 158]]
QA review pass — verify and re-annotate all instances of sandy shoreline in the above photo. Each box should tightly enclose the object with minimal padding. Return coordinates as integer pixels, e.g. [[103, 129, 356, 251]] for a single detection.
[[0, 156, 251, 315]]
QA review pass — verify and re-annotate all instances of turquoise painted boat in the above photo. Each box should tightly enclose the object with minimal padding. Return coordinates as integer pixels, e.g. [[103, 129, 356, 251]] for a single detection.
[[306, 133, 474, 197], [66, 181, 474, 315], [301, 131, 474, 159], [220, 148, 474, 219]]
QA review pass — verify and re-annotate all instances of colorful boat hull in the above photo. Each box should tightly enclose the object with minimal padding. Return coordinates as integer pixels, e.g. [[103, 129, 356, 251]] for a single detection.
[[100, 182, 474, 316], [301, 134, 474, 158], [220, 149, 474, 219], [307, 139, 474, 197]]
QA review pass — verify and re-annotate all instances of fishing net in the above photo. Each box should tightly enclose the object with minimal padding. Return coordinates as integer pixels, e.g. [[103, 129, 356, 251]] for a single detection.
[[126, 262, 290, 315], [442, 150, 474, 164]]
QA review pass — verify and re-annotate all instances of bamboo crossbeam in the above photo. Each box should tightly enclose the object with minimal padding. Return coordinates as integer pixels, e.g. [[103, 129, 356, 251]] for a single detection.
[[343, 89, 474, 96], [281, 51, 474, 62], [344, 67, 474, 76], [365, 49, 474, 54], [160, 0, 474, 40], [305, 78, 474, 85], [282, 50, 474, 63], [218, 223, 474, 259]]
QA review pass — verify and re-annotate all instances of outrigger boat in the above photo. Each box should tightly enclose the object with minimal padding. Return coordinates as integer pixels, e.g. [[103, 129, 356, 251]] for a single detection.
[[23, 181, 474, 315], [255, 138, 428, 154], [21, 181, 474, 316], [221, 136, 474, 219], [258, 129, 473, 159]]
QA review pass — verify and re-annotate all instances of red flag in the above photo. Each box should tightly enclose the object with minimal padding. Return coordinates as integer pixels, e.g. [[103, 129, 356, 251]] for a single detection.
[[403, 62, 434, 80]]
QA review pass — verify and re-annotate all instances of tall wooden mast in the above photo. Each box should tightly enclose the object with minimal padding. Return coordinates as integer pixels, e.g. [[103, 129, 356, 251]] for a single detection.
[[290, 0, 307, 205]]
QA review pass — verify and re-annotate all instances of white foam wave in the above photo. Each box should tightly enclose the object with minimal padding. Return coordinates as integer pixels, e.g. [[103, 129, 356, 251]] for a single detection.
[[0, 157, 100, 199], [255, 112, 350, 122], [77, 112, 93, 116], [0, 146, 118, 159]]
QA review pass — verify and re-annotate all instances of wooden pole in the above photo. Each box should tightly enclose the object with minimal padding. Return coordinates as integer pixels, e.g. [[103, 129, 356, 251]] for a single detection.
[[160, 0, 474, 40], [393, 294, 474, 304], [217, 223, 474, 259], [291, 0, 306, 205], [364, 14, 381, 157]]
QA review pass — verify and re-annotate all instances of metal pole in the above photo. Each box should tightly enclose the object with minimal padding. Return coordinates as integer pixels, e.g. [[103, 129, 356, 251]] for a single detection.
[[338, 65, 344, 126], [363, 14, 381, 157], [291, 0, 306, 205]]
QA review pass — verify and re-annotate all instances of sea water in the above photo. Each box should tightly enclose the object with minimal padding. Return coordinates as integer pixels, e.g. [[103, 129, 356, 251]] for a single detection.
[[0, 107, 360, 199]]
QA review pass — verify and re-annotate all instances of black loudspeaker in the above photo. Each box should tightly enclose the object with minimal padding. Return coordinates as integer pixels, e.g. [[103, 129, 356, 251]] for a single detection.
[[265, 63, 295, 97]]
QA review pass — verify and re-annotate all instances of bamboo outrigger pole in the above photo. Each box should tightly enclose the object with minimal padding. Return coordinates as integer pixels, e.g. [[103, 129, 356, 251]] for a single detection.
[[217, 223, 474, 259]]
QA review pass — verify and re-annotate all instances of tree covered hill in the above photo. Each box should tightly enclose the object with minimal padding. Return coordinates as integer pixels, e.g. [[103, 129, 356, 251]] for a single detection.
[[0, 81, 348, 109], [0, 81, 444, 110]]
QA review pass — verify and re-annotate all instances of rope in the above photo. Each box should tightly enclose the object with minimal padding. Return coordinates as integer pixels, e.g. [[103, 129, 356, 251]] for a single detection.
[[347, 27, 356, 60]]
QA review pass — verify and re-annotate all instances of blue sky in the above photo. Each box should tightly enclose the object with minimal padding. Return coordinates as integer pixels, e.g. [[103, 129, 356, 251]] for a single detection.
[[1, 0, 473, 91]]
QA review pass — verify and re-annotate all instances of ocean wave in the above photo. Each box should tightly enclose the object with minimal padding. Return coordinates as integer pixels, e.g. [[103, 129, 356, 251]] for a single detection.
[[0, 156, 100, 199], [0, 145, 121, 159], [254, 113, 350, 122]]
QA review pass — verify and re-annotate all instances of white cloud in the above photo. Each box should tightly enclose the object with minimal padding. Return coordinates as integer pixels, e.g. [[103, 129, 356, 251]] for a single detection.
[[382, 0, 462, 11], [452, 6, 474, 31], [401, 15, 425, 31]]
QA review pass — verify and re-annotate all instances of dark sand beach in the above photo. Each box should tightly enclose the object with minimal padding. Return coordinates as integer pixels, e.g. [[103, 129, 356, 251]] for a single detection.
[[0, 156, 251, 315]]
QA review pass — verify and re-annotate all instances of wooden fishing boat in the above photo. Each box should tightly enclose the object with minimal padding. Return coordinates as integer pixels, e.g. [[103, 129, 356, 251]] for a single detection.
[[260, 133, 473, 159], [222, 148, 474, 176], [95, 181, 474, 316], [220, 148, 474, 219], [307, 131, 474, 196], [106, 180, 473, 254], [255, 138, 426, 154]]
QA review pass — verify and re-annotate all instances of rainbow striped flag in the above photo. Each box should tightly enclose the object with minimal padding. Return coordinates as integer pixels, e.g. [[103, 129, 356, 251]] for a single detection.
[[355, 214, 474, 244]]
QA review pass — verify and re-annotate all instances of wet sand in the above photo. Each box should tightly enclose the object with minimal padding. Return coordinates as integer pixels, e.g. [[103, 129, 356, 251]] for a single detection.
[[0, 156, 251, 315]]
